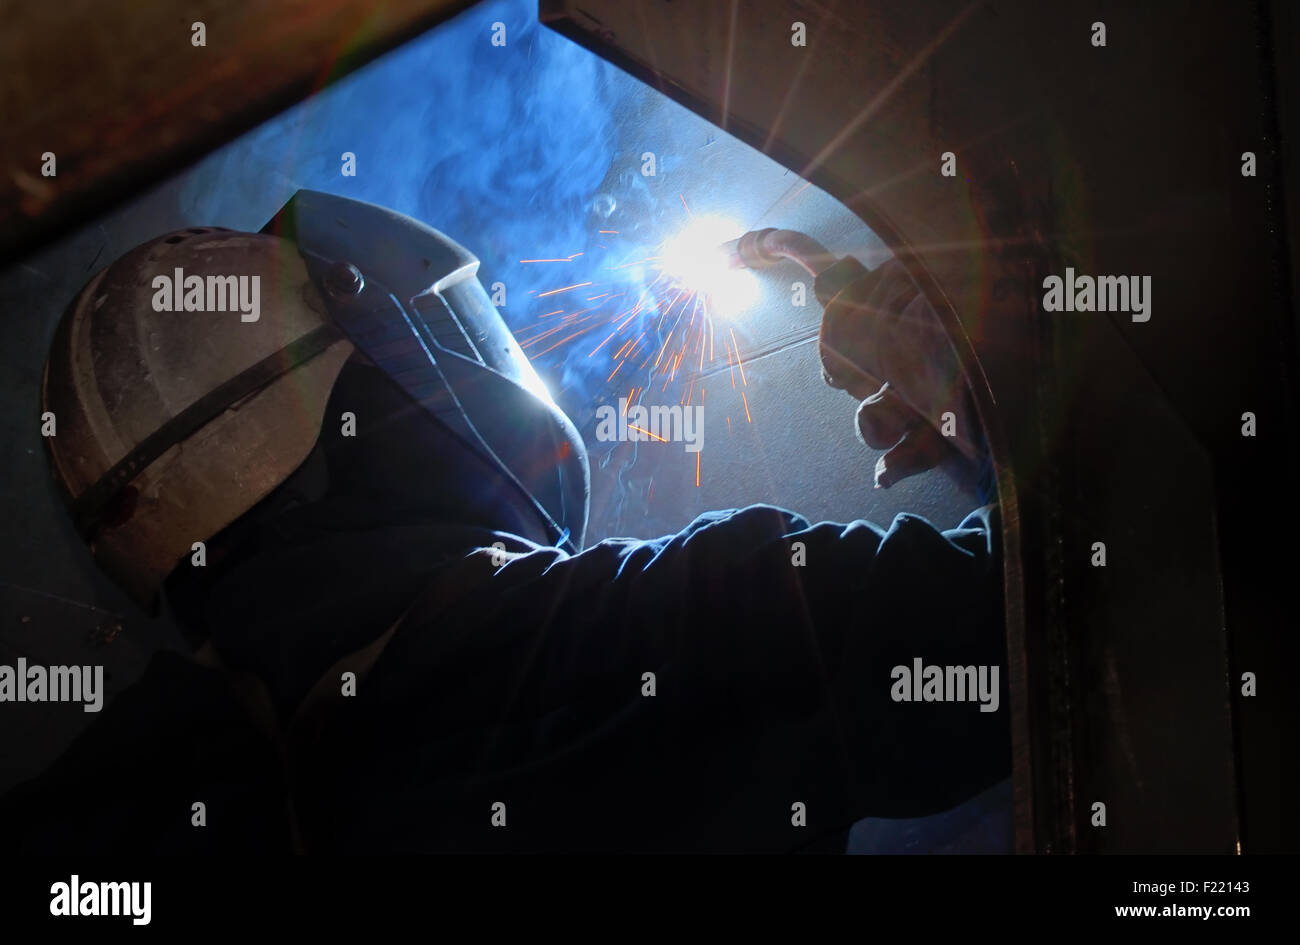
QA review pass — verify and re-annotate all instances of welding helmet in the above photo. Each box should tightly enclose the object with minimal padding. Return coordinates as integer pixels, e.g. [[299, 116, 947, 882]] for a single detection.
[[43, 191, 589, 608]]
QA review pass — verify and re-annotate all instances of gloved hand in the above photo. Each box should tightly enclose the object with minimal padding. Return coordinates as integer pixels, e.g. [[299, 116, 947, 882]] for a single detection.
[[816, 257, 984, 492]]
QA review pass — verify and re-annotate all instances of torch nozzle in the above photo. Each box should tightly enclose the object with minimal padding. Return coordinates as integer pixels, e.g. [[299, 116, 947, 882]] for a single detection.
[[720, 228, 836, 278]]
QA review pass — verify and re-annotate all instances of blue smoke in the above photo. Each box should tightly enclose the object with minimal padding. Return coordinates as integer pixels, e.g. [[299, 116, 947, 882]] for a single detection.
[[176, 0, 663, 424]]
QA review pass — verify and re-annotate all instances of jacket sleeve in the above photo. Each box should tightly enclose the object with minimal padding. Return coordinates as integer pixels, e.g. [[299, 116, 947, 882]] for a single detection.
[[318, 504, 1009, 852]]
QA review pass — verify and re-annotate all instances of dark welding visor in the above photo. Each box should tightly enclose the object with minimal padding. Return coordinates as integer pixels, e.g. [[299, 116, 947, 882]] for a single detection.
[[263, 190, 589, 552]]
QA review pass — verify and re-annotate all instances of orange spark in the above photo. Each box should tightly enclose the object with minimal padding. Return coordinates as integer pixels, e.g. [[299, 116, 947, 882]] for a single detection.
[[537, 281, 594, 298], [519, 326, 565, 349], [741, 390, 752, 423], [628, 425, 667, 443], [616, 330, 647, 362], [653, 329, 675, 369], [520, 252, 584, 263], [657, 288, 687, 324], [588, 307, 641, 357], [533, 321, 603, 357], [604, 256, 661, 271], [729, 327, 748, 386]]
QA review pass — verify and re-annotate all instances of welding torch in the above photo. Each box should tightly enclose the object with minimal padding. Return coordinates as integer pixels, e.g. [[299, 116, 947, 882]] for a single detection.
[[721, 228, 985, 492]]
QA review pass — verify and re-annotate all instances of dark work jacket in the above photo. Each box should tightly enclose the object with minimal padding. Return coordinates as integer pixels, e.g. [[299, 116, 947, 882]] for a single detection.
[[0, 504, 1007, 853]]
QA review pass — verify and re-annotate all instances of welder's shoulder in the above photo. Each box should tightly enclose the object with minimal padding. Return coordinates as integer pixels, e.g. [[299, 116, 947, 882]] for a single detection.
[[648, 503, 999, 583], [580, 505, 815, 564], [503, 503, 993, 592], [476, 506, 806, 599], [556, 504, 879, 581]]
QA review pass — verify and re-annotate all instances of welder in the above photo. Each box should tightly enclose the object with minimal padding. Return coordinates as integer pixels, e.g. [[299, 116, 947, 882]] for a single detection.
[[0, 191, 1007, 853]]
